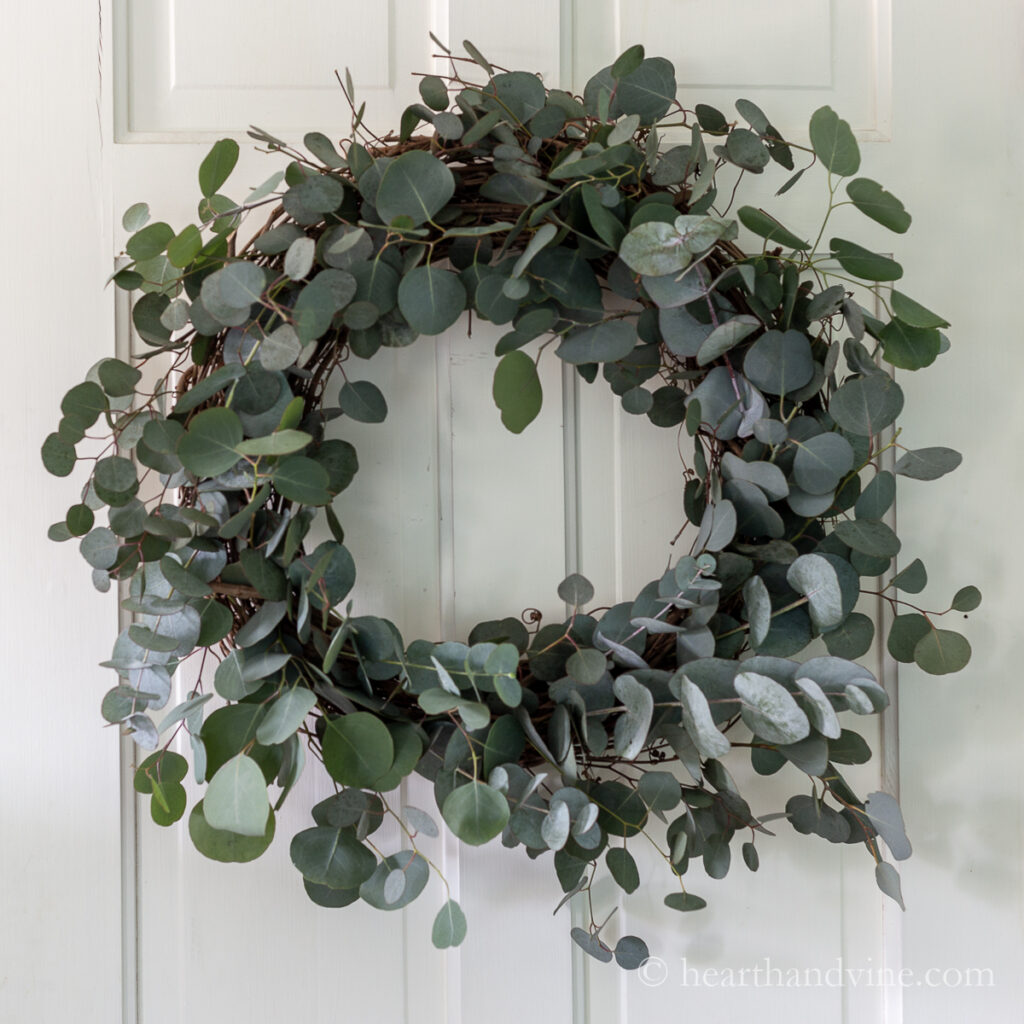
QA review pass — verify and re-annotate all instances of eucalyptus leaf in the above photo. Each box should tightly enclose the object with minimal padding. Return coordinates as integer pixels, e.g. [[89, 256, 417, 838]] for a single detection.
[[398, 265, 466, 335], [432, 899, 468, 948], [442, 782, 509, 846], [204, 754, 270, 837], [734, 671, 810, 745], [376, 151, 455, 226], [199, 139, 239, 198], [846, 178, 911, 233], [809, 106, 860, 176], [612, 675, 654, 760], [493, 352, 542, 433], [894, 447, 962, 480]]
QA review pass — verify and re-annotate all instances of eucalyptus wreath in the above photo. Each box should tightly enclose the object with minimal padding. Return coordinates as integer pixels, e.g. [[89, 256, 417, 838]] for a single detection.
[[43, 40, 979, 967]]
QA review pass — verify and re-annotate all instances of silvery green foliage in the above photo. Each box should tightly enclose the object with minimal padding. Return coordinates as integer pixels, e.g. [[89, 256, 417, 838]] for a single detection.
[[43, 41, 977, 965]]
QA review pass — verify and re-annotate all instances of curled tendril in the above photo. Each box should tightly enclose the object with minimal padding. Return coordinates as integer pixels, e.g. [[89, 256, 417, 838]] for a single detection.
[[521, 607, 544, 631]]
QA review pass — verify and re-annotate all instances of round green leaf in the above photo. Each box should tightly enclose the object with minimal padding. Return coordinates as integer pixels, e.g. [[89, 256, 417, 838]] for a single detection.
[[80, 527, 119, 570], [98, 358, 142, 398], [637, 771, 681, 812], [890, 291, 949, 329], [557, 573, 595, 606], [355, 850, 426, 910], [322, 712, 395, 789], [742, 842, 759, 872], [726, 128, 769, 172], [195, 598, 234, 647], [126, 222, 174, 261], [880, 319, 941, 370], [830, 374, 903, 436], [612, 675, 654, 760], [875, 862, 905, 910], [863, 791, 912, 860], [556, 320, 636, 365], [808, 106, 860, 177], [830, 238, 902, 282], [256, 688, 318, 746], [272, 456, 332, 505], [122, 202, 150, 232], [288, 540, 355, 607], [65, 503, 95, 537], [737, 206, 809, 250], [287, 175, 345, 215], [823, 612, 875, 660], [134, 751, 189, 792], [133, 292, 174, 344], [591, 780, 648, 838], [376, 151, 455, 226], [735, 670, 811, 745], [292, 269, 358, 342], [951, 586, 981, 612], [109, 498, 149, 536], [887, 613, 931, 663], [256, 325, 302, 371], [892, 558, 927, 594], [284, 236, 316, 281], [743, 575, 772, 647], [614, 933, 647, 970], [664, 892, 707, 912], [566, 648, 607, 686], [204, 754, 270, 837], [493, 351, 542, 433], [151, 784, 193, 826], [398, 265, 466, 335], [177, 408, 243, 477], [95, 456, 138, 496], [290, 826, 377, 889], [199, 138, 239, 198], [442, 781, 509, 846], [619, 221, 692, 276], [833, 518, 901, 557], [621, 387, 653, 414], [606, 847, 640, 894], [303, 879, 360, 908], [743, 330, 814, 395], [792, 433, 855, 495], [218, 262, 267, 312], [61, 381, 107, 428], [41, 433, 76, 477], [343, 301, 380, 330], [303, 132, 345, 168], [339, 380, 388, 423], [612, 57, 676, 124], [914, 629, 971, 675], [166, 224, 202, 268], [855, 470, 896, 520], [432, 899, 468, 948], [235, 429, 313, 458], [846, 178, 911, 233], [894, 446, 962, 481], [345, 262, 398, 320], [419, 75, 449, 111], [696, 315, 761, 366], [189, 800, 275, 863]]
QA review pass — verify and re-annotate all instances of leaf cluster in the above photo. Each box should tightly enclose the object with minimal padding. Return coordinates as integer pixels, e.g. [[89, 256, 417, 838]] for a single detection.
[[43, 40, 977, 966]]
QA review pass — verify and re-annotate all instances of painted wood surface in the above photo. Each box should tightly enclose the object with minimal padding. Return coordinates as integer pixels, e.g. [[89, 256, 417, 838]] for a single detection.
[[4, 2, 1022, 1021]]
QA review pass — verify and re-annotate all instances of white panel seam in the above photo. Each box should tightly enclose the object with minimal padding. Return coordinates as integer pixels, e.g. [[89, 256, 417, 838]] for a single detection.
[[434, 323, 461, 1021], [114, 256, 140, 1024]]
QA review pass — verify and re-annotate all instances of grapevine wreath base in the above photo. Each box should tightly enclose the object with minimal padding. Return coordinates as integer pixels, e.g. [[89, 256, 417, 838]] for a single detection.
[[43, 41, 979, 966]]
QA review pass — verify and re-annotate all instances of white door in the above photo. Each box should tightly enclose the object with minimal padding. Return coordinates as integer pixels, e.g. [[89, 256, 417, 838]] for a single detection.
[[6, 2, 1020, 1022]]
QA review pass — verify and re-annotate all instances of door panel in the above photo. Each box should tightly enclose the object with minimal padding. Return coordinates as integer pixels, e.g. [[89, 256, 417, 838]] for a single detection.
[[101, 2, 1022, 1022]]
